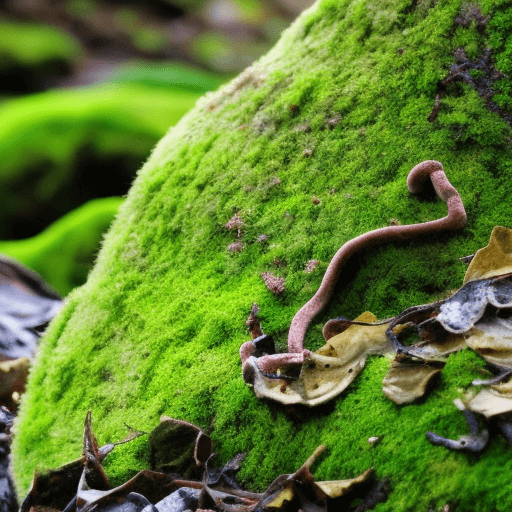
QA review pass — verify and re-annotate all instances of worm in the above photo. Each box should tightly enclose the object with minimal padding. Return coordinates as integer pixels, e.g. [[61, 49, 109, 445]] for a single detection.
[[287, 160, 467, 353]]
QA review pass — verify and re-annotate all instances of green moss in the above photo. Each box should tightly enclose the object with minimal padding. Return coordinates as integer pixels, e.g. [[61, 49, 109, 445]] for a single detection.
[[0, 197, 123, 295], [12, 0, 512, 510]]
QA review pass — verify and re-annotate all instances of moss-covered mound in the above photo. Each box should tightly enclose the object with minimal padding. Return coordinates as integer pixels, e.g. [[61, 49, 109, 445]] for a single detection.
[[0, 197, 123, 296], [0, 83, 199, 239], [13, 0, 512, 510]]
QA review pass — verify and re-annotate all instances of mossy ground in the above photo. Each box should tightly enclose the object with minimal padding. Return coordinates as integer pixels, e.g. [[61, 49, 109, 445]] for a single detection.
[[12, 0, 512, 510]]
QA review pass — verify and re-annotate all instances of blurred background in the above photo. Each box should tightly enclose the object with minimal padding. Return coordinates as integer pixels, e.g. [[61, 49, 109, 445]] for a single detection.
[[0, 0, 314, 296]]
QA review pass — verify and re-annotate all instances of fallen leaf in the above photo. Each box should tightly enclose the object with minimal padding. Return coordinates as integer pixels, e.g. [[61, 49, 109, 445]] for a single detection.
[[0, 255, 62, 361], [464, 226, 512, 283], [149, 417, 212, 478], [465, 314, 512, 368], [467, 375, 512, 418], [251, 312, 390, 406], [19, 412, 146, 512], [382, 362, 442, 404], [0, 357, 30, 411]]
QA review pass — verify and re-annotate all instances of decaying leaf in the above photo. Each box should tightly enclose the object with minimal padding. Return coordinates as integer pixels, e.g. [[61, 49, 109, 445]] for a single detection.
[[149, 417, 212, 478], [0, 357, 30, 411], [382, 362, 442, 404], [464, 226, 512, 284], [19, 412, 147, 512], [0, 406, 17, 512], [0, 256, 62, 361], [256, 445, 376, 512], [20, 415, 385, 512], [205, 452, 246, 489], [436, 275, 512, 334], [251, 312, 390, 406], [467, 375, 512, 418], [464, 314, 512, 368]]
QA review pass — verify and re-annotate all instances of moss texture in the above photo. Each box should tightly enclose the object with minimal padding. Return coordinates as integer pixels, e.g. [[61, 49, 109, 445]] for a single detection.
[[12, 0, 512, 510], [0, 197, 123, 296]]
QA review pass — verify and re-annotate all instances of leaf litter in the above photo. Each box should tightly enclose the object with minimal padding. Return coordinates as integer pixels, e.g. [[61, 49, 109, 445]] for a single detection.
[[241, 226, 512, 453], [0, 257, 384, 511], [0, 255, 63, 511], [19, 413, 386, 512]]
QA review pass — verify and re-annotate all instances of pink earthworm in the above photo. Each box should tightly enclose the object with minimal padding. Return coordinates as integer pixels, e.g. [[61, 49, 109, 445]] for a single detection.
[[287, 160, 467, 353]]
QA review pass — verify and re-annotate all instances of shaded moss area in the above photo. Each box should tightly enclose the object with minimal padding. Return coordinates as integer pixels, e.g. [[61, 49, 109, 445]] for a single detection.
[[12, 0, 512, 510], [0, 197, 123, 296]]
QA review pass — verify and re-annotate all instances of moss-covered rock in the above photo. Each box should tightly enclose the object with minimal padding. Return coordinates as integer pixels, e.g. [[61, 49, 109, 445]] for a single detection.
[[0, 197, 123, 296], [12, 0, 512, 510]]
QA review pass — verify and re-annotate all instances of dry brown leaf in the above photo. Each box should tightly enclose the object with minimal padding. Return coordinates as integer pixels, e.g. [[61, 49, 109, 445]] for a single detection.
[[464, 226, 512, 283], [382, 361, 442, 404]]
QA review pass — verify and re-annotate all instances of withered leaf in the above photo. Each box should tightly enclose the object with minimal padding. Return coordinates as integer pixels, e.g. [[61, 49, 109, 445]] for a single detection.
[[20, 413, 146, 512], [258, 446, 374, 512], [0, 357, 30, 411], [436, 275, 512, 334], [251, 312, 390, 406], [464, 226, 512, 284], [0, 256, 62, 361], [468, 375, 512, 418], [382, 361, 443, 404], [465, 314, 512, 369], [149, 417, 212, 478], [205, 452, 246, 489]]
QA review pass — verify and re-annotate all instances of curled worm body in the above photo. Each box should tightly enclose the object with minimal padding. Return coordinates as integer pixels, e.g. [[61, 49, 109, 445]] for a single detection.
[[287, 160, 467, 353]]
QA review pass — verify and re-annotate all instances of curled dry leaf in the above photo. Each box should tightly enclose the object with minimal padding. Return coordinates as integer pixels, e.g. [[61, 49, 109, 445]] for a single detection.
[[19, 412, 147, 512], [250, 312, 390, 406], [436, 275, 512, 334], [463, 226, 512, 283], [149, 417, 212, 478], [382, 362, 442, 405], [468, 376, 512, 418]]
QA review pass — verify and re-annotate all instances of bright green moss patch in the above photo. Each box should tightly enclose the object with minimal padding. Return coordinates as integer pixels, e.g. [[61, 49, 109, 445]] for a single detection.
[[12, 0, 512, 510], [0, 197, 123, 295]]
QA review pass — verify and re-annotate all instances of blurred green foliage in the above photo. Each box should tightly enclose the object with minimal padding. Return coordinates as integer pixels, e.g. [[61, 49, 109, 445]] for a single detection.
[[0, 81, 201, 239], [0, 197, 123, 296], [106, 61, 230, 93], [0, 20, 81, 68]]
